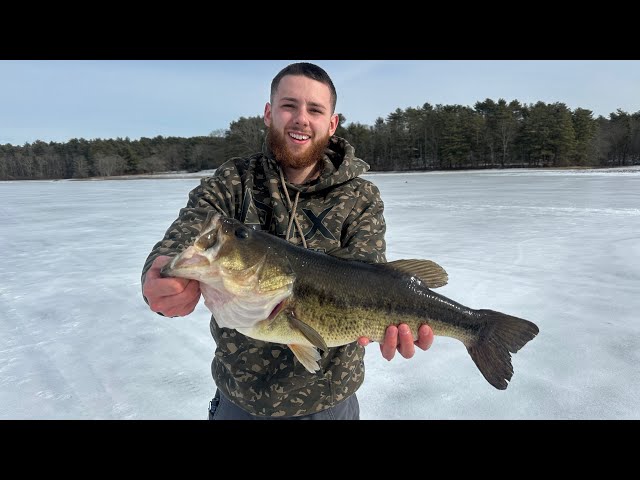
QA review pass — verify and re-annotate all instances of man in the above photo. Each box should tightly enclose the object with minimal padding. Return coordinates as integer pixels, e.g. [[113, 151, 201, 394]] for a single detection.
[[141, 62, 433, 420]]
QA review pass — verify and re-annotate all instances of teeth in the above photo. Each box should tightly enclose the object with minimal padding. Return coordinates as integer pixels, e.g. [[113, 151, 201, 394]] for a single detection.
[[289, 133, 309, 140]]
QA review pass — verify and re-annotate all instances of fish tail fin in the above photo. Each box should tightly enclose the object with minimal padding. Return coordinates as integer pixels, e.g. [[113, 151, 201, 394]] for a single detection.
[[465, 309, 539, 390]]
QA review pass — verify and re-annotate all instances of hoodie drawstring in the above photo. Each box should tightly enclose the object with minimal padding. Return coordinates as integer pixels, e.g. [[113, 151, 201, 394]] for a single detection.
[[278, 166, 308, 248]]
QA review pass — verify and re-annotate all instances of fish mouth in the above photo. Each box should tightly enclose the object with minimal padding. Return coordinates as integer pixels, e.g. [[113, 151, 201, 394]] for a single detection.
[[160, 213, 222, 279], [160, 247, 211, 278]]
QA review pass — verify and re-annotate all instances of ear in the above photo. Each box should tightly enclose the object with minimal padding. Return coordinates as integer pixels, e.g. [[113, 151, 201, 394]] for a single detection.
[[264, 102, 272, 127], [328, 113, 339, 136]]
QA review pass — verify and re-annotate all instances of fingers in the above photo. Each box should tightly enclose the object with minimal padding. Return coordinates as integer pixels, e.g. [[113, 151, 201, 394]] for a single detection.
[[147, 255, 173, 281], [145, 257, 191, 297], [182, 277, 201, 299], [144, 275, 192, 299], [416, 324, 434, 351], [161, 290, 202, 317], [144, 256, 202, 316], [149, 281, 201, 316], [378, 324, 433, 361], [357, 337, 371, 347], [151, 255, 172, 269], [380, 325, 398, 361], [396, 324, 416, 359]]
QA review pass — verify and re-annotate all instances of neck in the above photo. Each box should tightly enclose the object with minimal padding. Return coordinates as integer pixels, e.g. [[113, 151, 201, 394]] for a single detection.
[[282, 162, 321, 185]]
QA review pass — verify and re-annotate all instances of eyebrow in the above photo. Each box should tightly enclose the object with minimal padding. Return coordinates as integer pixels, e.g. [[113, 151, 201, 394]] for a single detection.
[[280, 97, 327, 110]]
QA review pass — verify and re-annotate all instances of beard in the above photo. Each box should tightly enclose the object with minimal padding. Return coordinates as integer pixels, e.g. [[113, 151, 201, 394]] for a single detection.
[[267, 126, 330, 170]]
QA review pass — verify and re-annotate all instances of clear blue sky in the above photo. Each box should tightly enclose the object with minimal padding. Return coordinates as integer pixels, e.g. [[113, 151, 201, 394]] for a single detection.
[[1, 60, 639, 146]]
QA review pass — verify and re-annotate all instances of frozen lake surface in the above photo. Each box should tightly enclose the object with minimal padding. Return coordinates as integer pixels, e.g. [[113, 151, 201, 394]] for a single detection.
[[1, 167, 639, 419]]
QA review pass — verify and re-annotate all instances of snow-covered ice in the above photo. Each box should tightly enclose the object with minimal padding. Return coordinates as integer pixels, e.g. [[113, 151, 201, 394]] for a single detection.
[[1, 167, 639, 419]]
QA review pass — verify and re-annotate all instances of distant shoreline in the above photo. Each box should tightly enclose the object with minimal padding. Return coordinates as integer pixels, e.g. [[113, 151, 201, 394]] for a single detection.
[[3, 165, 638, 182], [70, 165, 640, 181]]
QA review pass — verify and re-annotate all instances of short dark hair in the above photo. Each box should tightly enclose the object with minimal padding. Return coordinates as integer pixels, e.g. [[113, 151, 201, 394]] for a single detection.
[[270, 62, 337, 113]]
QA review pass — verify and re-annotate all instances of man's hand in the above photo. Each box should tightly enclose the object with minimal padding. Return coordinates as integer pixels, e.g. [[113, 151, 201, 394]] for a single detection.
[[358, 324, 434, 361], [142, 256, 201, 317]]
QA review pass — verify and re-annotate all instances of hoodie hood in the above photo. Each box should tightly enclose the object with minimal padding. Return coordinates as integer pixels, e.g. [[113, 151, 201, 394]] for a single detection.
[[262, 135, 370, 194]]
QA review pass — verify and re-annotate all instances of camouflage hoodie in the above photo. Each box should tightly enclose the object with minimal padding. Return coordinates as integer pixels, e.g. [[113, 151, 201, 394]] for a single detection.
[[141, 136, 386, 417]]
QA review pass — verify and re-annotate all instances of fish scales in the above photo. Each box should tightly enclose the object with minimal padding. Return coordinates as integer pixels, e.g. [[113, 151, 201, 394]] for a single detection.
[[280, 248, 481, 345], [161, 213, 539, 390]]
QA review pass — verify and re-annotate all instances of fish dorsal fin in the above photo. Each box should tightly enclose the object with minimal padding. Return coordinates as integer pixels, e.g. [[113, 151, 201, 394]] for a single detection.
[[287, 313, 328, 351], [384, 259, 449, 288], [288, 344, 321, 373]]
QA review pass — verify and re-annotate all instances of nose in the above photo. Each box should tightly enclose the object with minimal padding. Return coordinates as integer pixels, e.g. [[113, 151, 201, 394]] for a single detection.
[[293, 107, 309, 127]]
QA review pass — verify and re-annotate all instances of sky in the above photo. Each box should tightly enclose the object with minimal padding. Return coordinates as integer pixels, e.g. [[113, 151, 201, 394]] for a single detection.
[[1, 167, 639, 419], [1, 60, 640, 147]]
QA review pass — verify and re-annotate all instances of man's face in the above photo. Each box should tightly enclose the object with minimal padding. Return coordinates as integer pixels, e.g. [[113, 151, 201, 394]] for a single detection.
[[264, 75, 339, 169]]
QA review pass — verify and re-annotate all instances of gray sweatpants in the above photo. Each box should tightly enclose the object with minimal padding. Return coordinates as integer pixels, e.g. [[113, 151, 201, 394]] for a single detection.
[[207, 390, 360, 420]]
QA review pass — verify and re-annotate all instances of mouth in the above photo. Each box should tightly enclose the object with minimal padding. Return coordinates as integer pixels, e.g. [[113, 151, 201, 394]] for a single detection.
[[161, 247, 211, 278], [288, 131, 311, 144], [160, 213, 222, 278]]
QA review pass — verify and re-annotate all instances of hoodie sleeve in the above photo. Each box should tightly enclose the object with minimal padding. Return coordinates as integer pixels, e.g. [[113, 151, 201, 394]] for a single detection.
[[333, 180, 387, 264], [140, 163, 240, 285]]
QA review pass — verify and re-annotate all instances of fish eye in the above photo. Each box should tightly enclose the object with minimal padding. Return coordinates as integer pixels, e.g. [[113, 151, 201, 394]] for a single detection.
[[235, 227, 249, 239], [196, 232, 217, 249]]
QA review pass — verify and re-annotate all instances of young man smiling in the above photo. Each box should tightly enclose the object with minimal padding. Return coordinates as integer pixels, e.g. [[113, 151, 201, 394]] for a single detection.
[[141, 62, 433, 420]]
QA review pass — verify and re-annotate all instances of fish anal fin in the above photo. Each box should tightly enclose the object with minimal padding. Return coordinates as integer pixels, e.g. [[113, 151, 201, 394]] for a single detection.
[[289, 344, 321, 373], [287, 312, 328, 351], [385, 259, 449, 288]]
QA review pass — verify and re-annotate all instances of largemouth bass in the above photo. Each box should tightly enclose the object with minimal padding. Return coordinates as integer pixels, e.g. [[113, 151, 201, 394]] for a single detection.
[[161, 213, 539, 389]]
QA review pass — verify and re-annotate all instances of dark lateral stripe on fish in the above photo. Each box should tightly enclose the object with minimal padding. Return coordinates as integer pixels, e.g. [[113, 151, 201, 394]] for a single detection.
[[161, 213, 540, 389]]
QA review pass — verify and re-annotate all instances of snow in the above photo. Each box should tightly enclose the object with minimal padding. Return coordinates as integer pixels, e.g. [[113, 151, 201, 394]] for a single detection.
[[1, 167, 639, 419]]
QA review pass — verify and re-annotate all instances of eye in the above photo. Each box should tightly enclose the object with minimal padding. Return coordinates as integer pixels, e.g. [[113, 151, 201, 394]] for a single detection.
[[195, 231, 217, 249], [235, 227, 249, 239]]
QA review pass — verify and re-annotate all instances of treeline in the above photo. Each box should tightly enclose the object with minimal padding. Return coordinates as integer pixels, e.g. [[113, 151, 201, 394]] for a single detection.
[[2, 99, 640, 180], [0, 135, 228, 180], [344, 100, 640, 171]]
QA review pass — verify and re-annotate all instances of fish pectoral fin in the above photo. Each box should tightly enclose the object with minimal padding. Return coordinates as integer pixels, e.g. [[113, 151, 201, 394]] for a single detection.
[[287, 313, 328, 351], [384, 259, 449, 288], [288, 344, 321, 373]]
